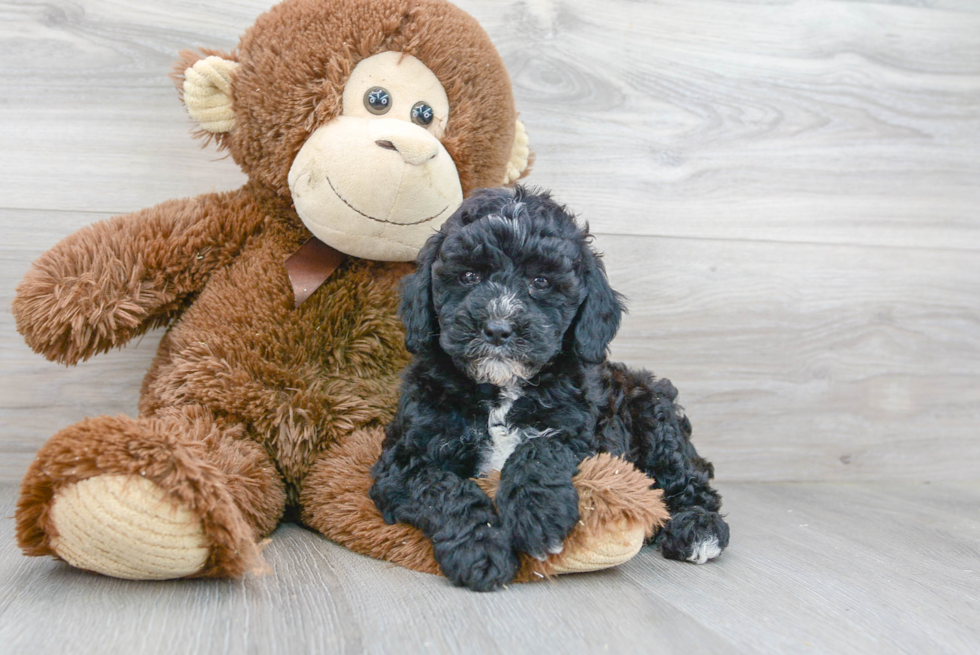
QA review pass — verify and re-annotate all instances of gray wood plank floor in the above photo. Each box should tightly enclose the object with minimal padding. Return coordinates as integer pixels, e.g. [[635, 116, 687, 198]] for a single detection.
[[2, 482, 978, 655]]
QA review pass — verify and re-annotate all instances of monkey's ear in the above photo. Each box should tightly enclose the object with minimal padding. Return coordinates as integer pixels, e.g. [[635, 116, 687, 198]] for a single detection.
[[570, 244, 625, 363], [176, 54, 240, 134], [400, 231, 446, 354], [502, 119, 531, 185]]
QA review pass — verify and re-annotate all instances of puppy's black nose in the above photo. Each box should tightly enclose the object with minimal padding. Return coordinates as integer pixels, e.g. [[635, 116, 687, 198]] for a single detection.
[[483, 319, 513, 346]]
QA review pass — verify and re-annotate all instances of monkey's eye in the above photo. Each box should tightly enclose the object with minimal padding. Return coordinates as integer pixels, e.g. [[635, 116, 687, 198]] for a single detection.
[[459, 271, 481, 286], [411, 102, 434, 126], [364, 87, 392, 115], [531, 276, 551, 291]]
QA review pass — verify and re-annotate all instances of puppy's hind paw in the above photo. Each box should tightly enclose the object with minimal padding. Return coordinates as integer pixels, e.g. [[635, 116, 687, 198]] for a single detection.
[[433, 524, 519, 592], [656, 507, 729, 564]]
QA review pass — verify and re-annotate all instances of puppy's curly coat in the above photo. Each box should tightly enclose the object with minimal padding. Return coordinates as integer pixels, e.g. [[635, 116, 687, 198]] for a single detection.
[[371, 187, 729, 591]]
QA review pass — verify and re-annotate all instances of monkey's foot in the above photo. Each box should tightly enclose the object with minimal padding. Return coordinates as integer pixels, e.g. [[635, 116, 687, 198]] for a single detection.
[[547, 517, 648, 574], [49, 474, 210, 580]]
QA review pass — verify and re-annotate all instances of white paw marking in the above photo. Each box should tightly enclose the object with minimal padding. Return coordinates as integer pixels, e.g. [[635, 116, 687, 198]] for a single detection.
[[686, 536, 722, 564]]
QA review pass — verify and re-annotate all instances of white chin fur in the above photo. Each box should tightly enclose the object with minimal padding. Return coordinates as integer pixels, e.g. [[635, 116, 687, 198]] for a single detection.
[[467, 357, 530, 387]]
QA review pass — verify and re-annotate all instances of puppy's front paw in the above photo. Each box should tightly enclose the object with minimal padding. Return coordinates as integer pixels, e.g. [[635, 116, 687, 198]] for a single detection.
[[656, 507, 729, 564], [433, 523, 518, 592], [502, 483, 580, 560]]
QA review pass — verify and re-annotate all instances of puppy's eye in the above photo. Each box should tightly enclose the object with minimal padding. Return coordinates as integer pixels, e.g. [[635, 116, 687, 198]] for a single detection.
[[459, 271, 481, 286], [530, 276, 551, 291], [364, 87, 392, 115]]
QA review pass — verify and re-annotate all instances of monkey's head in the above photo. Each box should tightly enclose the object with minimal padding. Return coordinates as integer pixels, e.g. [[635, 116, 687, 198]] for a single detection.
[[174, 0, 530, 261]]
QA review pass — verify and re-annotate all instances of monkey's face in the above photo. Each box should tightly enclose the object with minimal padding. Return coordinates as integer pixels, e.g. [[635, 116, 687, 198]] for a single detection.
[[178, 0, 531, 262], [287, 52, 463, 261]]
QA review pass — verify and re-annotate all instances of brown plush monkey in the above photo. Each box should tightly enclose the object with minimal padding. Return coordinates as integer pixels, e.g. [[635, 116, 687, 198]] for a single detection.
[[13, 0, 666, 582]]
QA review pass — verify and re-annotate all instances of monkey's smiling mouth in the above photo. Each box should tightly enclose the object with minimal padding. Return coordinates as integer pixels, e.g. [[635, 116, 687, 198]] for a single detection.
[[324, 174, 447, 226]]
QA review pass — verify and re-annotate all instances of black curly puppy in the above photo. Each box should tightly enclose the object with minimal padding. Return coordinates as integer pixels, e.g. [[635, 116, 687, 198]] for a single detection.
[[370, 187, 729, 591]]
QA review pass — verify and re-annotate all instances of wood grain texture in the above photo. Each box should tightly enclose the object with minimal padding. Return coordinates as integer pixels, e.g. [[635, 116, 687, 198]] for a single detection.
[[1, 0, 978, 485], [493, 0, 980, 249], [1, 482, 978, 654], [604, 234, 980, 482], [2, 0, 978, 247]]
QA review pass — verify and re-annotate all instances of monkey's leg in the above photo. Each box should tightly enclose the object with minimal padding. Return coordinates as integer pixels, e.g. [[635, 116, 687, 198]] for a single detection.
[[17, 407, 285, 579], [299, 427, 443, 575], [299, 428, 668, 582]]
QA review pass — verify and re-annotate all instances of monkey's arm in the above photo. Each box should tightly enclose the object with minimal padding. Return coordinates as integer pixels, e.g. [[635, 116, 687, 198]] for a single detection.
[[13, 189, 266, 365]]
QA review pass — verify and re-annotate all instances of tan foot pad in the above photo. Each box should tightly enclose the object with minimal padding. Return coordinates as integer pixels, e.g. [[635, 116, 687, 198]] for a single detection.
[[50, 474, 209, 580], [548, 518, 647, 574]]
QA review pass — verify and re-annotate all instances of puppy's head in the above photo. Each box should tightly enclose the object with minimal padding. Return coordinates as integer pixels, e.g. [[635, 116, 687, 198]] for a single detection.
[[400, 187, 624, 386]]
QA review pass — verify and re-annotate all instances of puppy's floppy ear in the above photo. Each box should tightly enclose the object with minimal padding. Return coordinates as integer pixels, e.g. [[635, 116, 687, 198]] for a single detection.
[[400, 231, 446, 354], [571, 243, 625, 363]]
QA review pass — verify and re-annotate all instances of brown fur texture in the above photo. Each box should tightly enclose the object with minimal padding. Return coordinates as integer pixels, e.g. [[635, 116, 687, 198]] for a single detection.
[[301, 427, 442, 575]]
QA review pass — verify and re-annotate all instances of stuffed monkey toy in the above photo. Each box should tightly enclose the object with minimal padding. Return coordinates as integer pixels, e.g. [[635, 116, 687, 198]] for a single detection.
[[13, 0, 667, 583]]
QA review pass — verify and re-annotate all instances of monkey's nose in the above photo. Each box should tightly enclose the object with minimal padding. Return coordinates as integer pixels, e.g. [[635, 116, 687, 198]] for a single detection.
[[370, 120, 440, 166], [374, 137, 438, 165], [483, 319, 513, 346]]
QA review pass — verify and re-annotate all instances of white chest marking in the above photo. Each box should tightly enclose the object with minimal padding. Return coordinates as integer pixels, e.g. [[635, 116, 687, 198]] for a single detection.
[[483, 386, 522, 474], [480, 386, 556, 474]]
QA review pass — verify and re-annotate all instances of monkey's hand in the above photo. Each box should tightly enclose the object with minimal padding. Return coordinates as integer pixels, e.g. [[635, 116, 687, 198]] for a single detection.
[[13, 192, 260, 365]]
